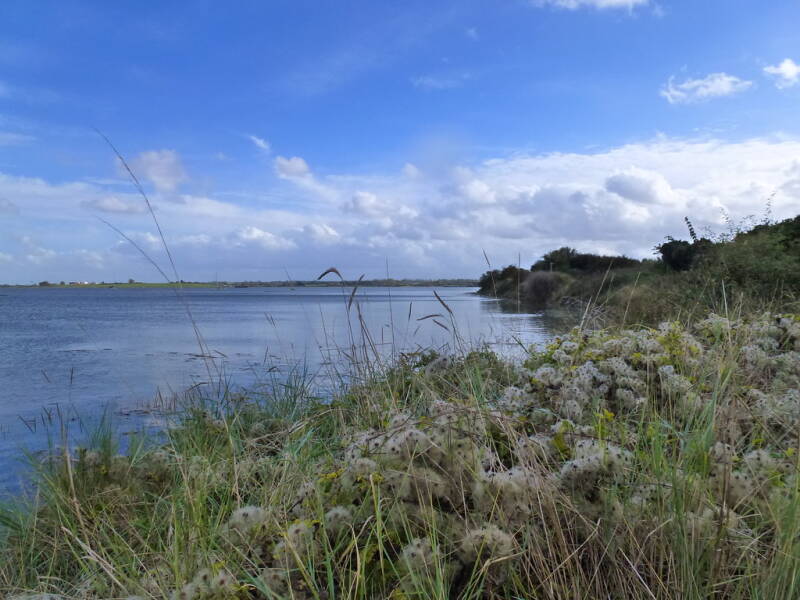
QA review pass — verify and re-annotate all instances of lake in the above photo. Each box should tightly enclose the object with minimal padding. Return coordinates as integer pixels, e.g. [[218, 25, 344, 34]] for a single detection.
[[0, 285, 562, 493]]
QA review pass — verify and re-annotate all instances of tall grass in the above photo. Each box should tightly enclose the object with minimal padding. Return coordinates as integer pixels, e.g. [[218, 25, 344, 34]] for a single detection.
[[2, 308, 799, 599]]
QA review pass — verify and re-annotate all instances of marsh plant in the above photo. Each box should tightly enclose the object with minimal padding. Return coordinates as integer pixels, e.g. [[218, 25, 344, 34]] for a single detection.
[[2, 311, 800, 599]]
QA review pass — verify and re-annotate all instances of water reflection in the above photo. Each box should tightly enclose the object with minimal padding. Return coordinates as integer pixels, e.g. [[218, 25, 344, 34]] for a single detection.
[[0, 286, 572, 492]]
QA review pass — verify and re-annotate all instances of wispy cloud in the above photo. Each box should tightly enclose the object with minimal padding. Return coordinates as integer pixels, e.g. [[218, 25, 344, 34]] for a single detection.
[[412, 73, 470, 90], [81, 195, 148, 215], [0, 131, 34, 146], [661, 73, 753, 104], [764, 58, 800, 89], [531, 0, 648, 10], [247, 134, 271, 152]]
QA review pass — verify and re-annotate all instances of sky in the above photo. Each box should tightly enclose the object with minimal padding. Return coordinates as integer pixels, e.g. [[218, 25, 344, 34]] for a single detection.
[[1, 0, 800, 284]]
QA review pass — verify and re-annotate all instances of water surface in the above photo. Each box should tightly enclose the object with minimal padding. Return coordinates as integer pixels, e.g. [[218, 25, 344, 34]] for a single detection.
[[0, 286, 561, 492]]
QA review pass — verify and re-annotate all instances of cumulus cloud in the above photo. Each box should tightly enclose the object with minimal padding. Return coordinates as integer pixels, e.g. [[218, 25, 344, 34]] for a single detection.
[[274, 156, 312, 179], [299, 223, 340, 245], [230, 226, 295, 250], [274, 155, 340, 201], [661, 73, 753, 104], [532, 0, 648, 9], [764, 58, 800, 89], [130, 149, 187, 193], [4, 136, 800, 283], [604, 168, 675, 204], [247, 134, 271, 152]]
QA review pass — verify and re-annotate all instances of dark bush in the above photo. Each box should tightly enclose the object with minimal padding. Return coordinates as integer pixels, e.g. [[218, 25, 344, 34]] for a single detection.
[[531, 247, 642, 273], [522, 271, 571, 306], [478, 265, 529, 297], [656, 238, 696, 271]]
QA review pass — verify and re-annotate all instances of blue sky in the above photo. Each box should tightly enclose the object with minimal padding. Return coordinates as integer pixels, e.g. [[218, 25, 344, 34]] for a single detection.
[[1, 0, 800, 283]]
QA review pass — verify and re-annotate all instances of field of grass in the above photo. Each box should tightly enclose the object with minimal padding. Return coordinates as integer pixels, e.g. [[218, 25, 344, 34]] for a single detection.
[[2, 306, 800, 599]]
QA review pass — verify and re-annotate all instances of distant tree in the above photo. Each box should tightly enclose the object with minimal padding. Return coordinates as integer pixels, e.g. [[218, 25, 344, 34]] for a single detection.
[[128, 278, 135, 284], [59, 281, 65, 285], [38, 281, 51, 287]]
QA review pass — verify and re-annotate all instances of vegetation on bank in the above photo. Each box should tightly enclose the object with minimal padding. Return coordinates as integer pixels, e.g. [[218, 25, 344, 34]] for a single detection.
[[2, 308, 800, 599], [478, 214, 800, 324]]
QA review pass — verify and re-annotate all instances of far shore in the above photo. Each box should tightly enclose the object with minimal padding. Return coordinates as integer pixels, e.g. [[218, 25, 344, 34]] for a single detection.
[[1, 278, 480, 289]]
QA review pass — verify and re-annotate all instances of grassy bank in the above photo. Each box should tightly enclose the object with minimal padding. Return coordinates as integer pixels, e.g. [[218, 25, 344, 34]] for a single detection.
[[2, 308, 800, 599], [478, 215, 800, 325]]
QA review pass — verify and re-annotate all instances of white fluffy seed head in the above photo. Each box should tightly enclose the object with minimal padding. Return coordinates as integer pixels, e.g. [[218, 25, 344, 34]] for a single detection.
[[402, 537, 437, 570], [210, 570, 235, 594], [257, 567, 288, 593], [324, 505, 353, 535], [460, 525, 514, 562]]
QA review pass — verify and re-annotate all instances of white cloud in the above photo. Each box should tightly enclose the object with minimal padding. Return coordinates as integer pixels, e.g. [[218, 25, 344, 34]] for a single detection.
[[764, 58, 800, 89], [343, 191, 386, 216], [532, 0, 648, 9], [4, 136, 800, 282], [0, 252, 12, 263], [19, 236, 57, 265], [604, 168, 675, 204], [81, 195, 148, 215], [458, 179, 497, 206], [0, 197, 19, 215], [661, 73, 753, 104], [466, 27, 479, 40], [230, 226, 295, 250], [130, 149, 187, 193], [403, 163, 421, 178], [299, 223, 340, 245], [247, 135, 271, 152], [274, 156, 312, 179]]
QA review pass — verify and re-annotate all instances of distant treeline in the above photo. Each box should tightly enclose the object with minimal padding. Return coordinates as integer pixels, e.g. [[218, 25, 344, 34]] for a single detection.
[[478, 213, 800, 323], [4, 278, 479, 289]]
